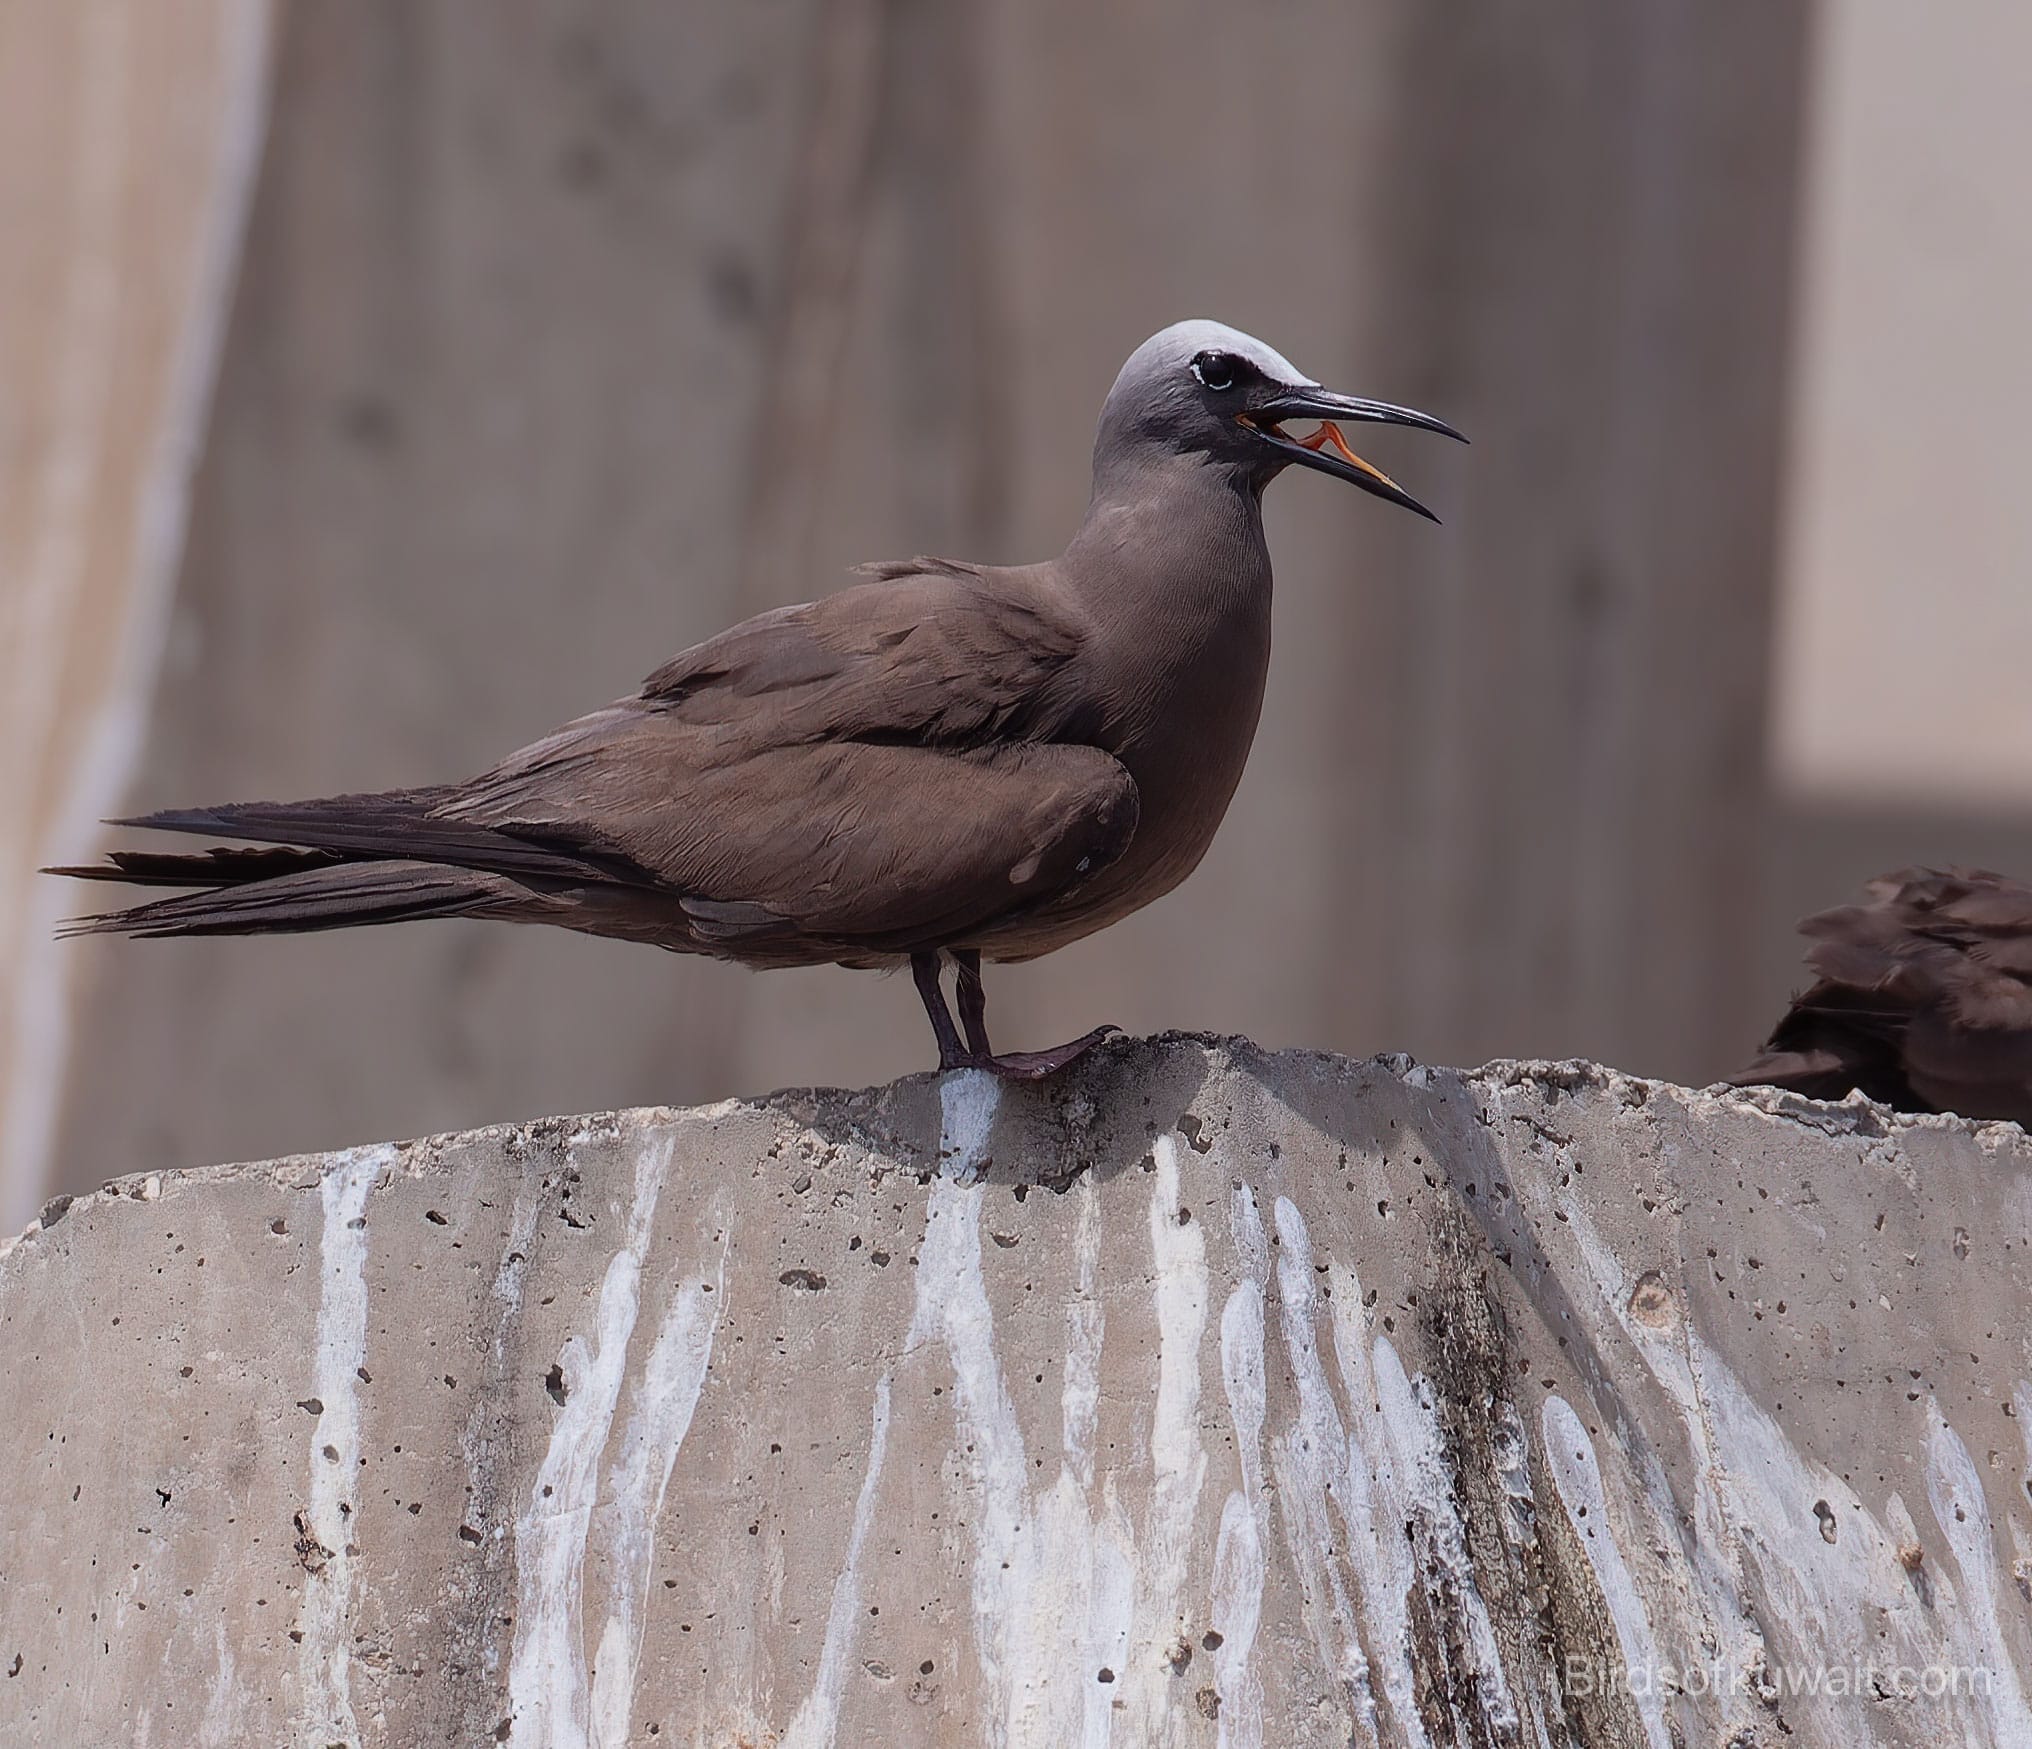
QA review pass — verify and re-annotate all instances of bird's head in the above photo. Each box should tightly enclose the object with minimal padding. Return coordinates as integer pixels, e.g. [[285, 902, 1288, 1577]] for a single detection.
[[1093, 319, 1464, 521]]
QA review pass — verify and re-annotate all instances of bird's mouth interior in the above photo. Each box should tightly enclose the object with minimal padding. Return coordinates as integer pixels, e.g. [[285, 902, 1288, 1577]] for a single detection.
[[1236, 414, 1407, 495]]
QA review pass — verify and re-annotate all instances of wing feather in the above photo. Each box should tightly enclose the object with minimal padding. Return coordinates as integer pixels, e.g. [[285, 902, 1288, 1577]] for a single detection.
[[1736, 867, 2032, 1125], [59, 558, 1132, 963]]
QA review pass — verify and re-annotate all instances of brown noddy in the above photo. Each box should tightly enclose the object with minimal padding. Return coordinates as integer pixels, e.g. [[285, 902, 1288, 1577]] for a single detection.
[[51, 320, 1462, 1077], [1734, 866, 2032, 1126]]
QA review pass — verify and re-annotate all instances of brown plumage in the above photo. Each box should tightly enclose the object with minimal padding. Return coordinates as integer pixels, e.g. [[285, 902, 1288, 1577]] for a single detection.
[[50, 320, 1461, 1076], [1735, 867, 2032, 1127]]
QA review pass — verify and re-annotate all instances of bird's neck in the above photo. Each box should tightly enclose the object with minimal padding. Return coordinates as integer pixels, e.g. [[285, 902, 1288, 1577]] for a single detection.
[[1057, 454, 1274, 748], [1063, 453, 1272, 635]]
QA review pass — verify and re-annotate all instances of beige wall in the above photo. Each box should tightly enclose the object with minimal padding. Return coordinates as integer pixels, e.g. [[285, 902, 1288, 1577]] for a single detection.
[[0, 0, 271, 1230], [1775, 0, 2032, 808]]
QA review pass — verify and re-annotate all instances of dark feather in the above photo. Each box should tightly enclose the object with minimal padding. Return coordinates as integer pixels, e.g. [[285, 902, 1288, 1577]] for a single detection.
[[58, 862, 505, 940], [44, 845, 345, 887], [115, 793, 650, 884], [1735, 867, 2032, 1126], [52, 561, 1141, 969]]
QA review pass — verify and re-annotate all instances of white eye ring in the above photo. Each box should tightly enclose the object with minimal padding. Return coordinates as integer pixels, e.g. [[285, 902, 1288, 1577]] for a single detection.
[[1191, 352, 1236, 392]]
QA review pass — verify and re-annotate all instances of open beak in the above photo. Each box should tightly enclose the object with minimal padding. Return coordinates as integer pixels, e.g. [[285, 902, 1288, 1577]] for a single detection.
[[1239, 386, 1465, 522]]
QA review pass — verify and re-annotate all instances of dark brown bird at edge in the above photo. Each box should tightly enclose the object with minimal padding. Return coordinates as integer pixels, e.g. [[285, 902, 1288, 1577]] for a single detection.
[[1735, 866, 2032, 1128], [49, 320, 1463, 1078]]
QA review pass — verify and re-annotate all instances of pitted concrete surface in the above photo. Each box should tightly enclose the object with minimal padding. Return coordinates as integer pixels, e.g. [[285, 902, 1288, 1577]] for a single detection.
[[2, 1035, 2029, 1747]]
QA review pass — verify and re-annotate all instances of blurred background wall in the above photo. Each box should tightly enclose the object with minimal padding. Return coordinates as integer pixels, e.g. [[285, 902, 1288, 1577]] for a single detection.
[[7, 0, 2032, 1222], [0, 0, 273, 1220]]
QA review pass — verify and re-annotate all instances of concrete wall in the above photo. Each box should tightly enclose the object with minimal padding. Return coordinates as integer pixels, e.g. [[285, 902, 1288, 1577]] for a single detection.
[[4, 1037, 2029, 1746]]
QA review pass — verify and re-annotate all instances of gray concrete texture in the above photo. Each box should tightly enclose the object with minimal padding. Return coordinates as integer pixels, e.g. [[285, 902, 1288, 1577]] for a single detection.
[[4, 1036, 2030, 1746]]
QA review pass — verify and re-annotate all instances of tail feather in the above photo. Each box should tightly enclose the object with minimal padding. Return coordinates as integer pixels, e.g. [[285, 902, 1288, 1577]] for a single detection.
[[45, 845, 345, 888], [117, 789, 639, 883], [57, 860, 503, 941]]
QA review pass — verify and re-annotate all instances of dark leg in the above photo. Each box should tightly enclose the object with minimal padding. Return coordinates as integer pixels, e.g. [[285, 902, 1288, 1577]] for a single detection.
[[911, 952, 969, 1071], [949, 947, 1118, 1080], [953, 949, 993, 1059]]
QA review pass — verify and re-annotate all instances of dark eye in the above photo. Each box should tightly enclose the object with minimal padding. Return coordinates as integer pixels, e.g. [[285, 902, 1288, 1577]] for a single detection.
[[1191, 349, 1241, 392]]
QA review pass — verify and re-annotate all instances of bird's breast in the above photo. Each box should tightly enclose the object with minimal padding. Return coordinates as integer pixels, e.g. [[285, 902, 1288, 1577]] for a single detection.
[[981, 589, 1273, 956], [1114, 610, 1272, 872]]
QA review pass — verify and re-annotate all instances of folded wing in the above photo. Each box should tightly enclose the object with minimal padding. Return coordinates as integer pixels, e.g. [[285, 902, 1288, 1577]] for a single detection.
[[54, 561, 1140, 963]]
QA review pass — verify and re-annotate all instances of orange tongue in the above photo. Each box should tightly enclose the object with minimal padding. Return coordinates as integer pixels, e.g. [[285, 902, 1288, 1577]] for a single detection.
[[1300, 420, 1403, 492]]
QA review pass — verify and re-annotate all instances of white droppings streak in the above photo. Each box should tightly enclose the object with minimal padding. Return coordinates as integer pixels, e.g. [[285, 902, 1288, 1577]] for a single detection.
[[1074, 1498, 1136, 1749], [1267, 1196, 1378, 1739], [910, 1074, 1038, 1744], [1486, 1395, 1559, 1749], [1558, 1198, 1770, 1697], [1567, 1189, 2030, 1730], [1211, 1187, 1269, 1749], [1542, 1396, 1671, 1749], [1562, 1232, 2032, 1749], [448, 1176, 548, 1689], [1061, 1174, 1104, 1487], [1122, 1136, 1209, 1743], [1370, 1330, 1519, 1741], [781, 1375, 893, 1749], [491, 1182, 545, 1323], [587, 1220, 728, 1749], [293, 1145, 384, 1747], [2012, 1382, 2032, 1592], [507, 1137, 674, 1749], [1321, 1269, 1422, 1749], [913, 1073, 1175, 1747], [936, 1068, 1000, 1182], [197, 1615, 241, 1748], [1684, 1338, 2009, 1735], [1034, 1164, 1133, 1749], [1018, 1474, 1127, 1749], [1924, 1406, 2032, 1744], [1326, 1240, 1523, 1749]]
